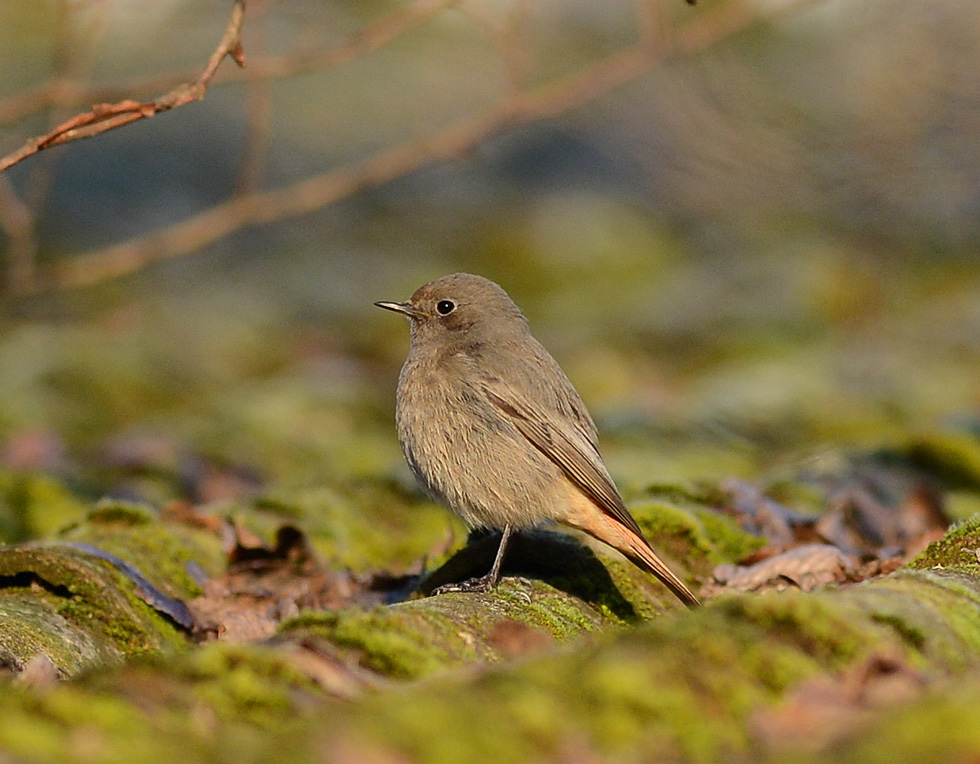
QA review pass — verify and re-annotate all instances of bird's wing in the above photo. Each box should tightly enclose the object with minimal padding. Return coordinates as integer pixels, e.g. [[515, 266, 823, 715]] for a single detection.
[[481, 378, 647, 541]]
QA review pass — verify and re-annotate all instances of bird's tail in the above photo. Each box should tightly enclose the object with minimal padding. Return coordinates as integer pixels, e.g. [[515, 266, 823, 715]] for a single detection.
[[618, 529, 700, 609], [565, 507, 700, 609]]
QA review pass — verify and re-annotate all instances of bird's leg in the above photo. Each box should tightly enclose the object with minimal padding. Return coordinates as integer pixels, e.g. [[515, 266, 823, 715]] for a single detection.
[[433, 525, 514, 594]]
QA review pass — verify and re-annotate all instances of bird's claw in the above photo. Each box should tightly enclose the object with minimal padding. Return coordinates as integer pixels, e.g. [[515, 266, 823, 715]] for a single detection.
[[431, 574, 499, 595]]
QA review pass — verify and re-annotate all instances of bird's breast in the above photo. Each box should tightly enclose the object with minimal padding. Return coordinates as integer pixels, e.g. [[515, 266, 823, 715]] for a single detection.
[[393, 355, 565, 529]]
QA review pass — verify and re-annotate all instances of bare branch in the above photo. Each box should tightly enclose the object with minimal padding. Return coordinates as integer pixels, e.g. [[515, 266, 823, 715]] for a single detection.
[[1, 0, 827, 295], [0, 0, 246, 175], [42, 0, 796, 293]]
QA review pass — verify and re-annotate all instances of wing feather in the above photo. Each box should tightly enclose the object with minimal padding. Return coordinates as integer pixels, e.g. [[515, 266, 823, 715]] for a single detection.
[[482, 380, 647, 541]]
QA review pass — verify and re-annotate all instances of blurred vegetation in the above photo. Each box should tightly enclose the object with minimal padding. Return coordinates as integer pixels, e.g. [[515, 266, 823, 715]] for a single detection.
[[1, 0, 978, 499]]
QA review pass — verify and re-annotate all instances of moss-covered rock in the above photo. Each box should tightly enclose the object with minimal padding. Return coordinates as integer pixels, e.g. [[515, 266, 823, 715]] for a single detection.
[[417, 527, 695, 623], [906, 514, 980, 574], [58, 499, 226, 600], [0, 542, 189, 675], [807, 681, 980, 764], [0, 642, 322, 764], [630, 500, 765, 576], [0, 594, 121, 676], [280, 575, 602, 680]]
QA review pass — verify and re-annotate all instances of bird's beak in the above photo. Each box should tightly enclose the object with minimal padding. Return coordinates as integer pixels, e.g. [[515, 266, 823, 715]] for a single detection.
[[375, 300, 422, 319]]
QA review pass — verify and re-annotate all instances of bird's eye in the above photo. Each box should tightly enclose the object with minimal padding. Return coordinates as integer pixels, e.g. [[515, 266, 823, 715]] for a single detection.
[[436, 300, 456, 316]]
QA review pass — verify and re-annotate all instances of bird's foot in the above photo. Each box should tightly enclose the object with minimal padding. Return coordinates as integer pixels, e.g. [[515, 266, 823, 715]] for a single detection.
[[431, 574, 500, 595]]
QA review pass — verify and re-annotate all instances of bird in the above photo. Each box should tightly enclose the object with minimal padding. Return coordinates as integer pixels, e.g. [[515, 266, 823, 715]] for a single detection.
[[376, 273, 699, 608]]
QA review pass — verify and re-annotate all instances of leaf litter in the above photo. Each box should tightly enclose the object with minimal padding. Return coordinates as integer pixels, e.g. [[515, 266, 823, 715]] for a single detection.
[[705, 459, 950, 597]]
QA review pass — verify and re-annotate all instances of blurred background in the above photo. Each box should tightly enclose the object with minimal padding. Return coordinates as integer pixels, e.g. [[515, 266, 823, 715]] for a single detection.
[[0, 0, 978, 535]]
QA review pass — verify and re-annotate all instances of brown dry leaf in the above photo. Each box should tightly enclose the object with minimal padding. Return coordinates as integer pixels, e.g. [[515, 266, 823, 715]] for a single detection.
[[226, 524, 313, 566], [895, 483, 949, 557], [159, 500, 226, 534], [189, 524, 333, 641], [215, 610, 279, 643], [189, 523, 411, 641], [711, 544, 858, 594], [718, 469, 951, 590]]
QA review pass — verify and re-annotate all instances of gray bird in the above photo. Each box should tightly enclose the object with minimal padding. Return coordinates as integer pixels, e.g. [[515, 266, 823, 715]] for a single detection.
[[376, 273, 699, 608]]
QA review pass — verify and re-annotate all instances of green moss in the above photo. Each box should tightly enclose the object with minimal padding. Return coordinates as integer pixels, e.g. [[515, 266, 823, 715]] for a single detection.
[[692, 507, 766, 563], [869, 611, 927, 651], [2, 556, 980, 764], [229, 485, 458, 574], [630, 501, 713, 568], [717, 592, 873, 669], [0, 593, 123, 674], [0, 685, 144, 763], [638, 481, 732, 509], [0, 640, 324, 764], [421, 527, 675, 623], [352, 602, 824, 764], [85, 499, 157, 526], [582, 556, 678, 621], [342, 567, 980, 762], [281, 578, 609, 681], [0, 472, 88, 543], [59, 500, 225, 601], [906, 514, 980, 573], [492, 579, 602, 637], [629, 500, 762, 580], [843, 569, 980, 673], [281, 607, 470, 679], [180, 643, 321, 725], [0, 544, 187, 668], [54, 576, 184, 659]]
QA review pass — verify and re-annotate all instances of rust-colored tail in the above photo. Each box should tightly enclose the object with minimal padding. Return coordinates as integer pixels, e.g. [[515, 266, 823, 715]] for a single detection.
[[564, 501, 700, 609], [616, 527, 700, 609]]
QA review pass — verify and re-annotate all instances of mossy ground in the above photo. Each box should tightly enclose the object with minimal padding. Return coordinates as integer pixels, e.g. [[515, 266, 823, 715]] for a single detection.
[[280, 576, 606, 680], [5, 553, 980, 764]]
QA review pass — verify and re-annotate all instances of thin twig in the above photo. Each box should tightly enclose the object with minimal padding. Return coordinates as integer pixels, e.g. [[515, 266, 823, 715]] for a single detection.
[[235, 0, 272, 195], [0, 0, 458, 128], [0, 0, 246, 175]]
